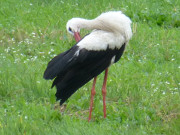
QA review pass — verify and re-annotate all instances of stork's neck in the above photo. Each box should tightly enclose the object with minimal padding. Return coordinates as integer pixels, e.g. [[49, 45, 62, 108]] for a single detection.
[[77, 17, 132, 42], [78, 18, 119, 34], [78, 19, 98, 30]]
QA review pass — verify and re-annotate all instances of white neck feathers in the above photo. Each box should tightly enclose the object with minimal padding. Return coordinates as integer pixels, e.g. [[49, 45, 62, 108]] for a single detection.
[[68, 11, 132, 42]]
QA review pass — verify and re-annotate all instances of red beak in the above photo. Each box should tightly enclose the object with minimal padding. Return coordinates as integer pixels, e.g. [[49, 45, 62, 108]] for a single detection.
[[74, 32, 81, 42]]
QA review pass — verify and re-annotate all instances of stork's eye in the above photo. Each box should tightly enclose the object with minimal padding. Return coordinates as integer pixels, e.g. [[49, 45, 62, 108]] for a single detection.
[[68, 27, 72, 32]]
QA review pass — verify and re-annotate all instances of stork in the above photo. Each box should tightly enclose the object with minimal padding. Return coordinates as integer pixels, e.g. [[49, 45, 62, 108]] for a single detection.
[[44, 11, 132, 121]]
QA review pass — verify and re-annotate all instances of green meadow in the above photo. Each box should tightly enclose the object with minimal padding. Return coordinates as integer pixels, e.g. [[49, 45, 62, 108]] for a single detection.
[[0, 0, 179, 134]]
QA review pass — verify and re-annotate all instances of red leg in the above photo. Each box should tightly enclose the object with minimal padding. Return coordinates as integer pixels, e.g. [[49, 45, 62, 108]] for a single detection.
[[88, 77, 97, 122], [102, 68, 108, 118]]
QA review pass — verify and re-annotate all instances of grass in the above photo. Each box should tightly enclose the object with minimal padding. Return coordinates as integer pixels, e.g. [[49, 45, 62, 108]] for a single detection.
[[0, 0, 180, 134]]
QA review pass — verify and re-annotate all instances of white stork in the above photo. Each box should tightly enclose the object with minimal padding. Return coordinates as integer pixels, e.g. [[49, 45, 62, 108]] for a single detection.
[[44, 11, 132, 121]]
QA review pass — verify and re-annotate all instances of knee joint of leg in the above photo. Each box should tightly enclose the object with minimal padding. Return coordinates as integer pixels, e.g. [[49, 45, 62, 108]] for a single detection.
[[102, 88, 106, 96]]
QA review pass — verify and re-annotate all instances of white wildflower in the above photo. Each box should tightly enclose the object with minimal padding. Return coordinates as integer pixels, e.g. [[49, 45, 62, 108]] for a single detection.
[[171, 58, 175, 61], [25, 116, 28, 119], [154, 87, 158, 92], [50, 49, 54, 52], [50, 42, 55, 45], [165, 81, 170, 85]]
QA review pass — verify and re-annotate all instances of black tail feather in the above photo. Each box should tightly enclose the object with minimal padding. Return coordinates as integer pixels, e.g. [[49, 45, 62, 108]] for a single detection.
[[44, 44, 126, 105]]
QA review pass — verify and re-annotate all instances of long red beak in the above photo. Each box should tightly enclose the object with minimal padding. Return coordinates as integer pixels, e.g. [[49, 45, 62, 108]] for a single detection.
[[74, 32, 81, 42]]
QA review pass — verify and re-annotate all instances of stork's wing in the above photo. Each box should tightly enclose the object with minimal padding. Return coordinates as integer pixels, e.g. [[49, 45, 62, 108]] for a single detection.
[[44, 44, 125, 105], [43, 31, 126, 105]]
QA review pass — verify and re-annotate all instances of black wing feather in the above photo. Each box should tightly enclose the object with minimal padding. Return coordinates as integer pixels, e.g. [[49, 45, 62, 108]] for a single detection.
[[43, 45, 79, 80], [43, 44, 125, 105]]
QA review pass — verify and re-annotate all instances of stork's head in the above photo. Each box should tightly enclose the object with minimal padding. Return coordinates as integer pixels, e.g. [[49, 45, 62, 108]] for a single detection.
[[66, 18, 82, 42]]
